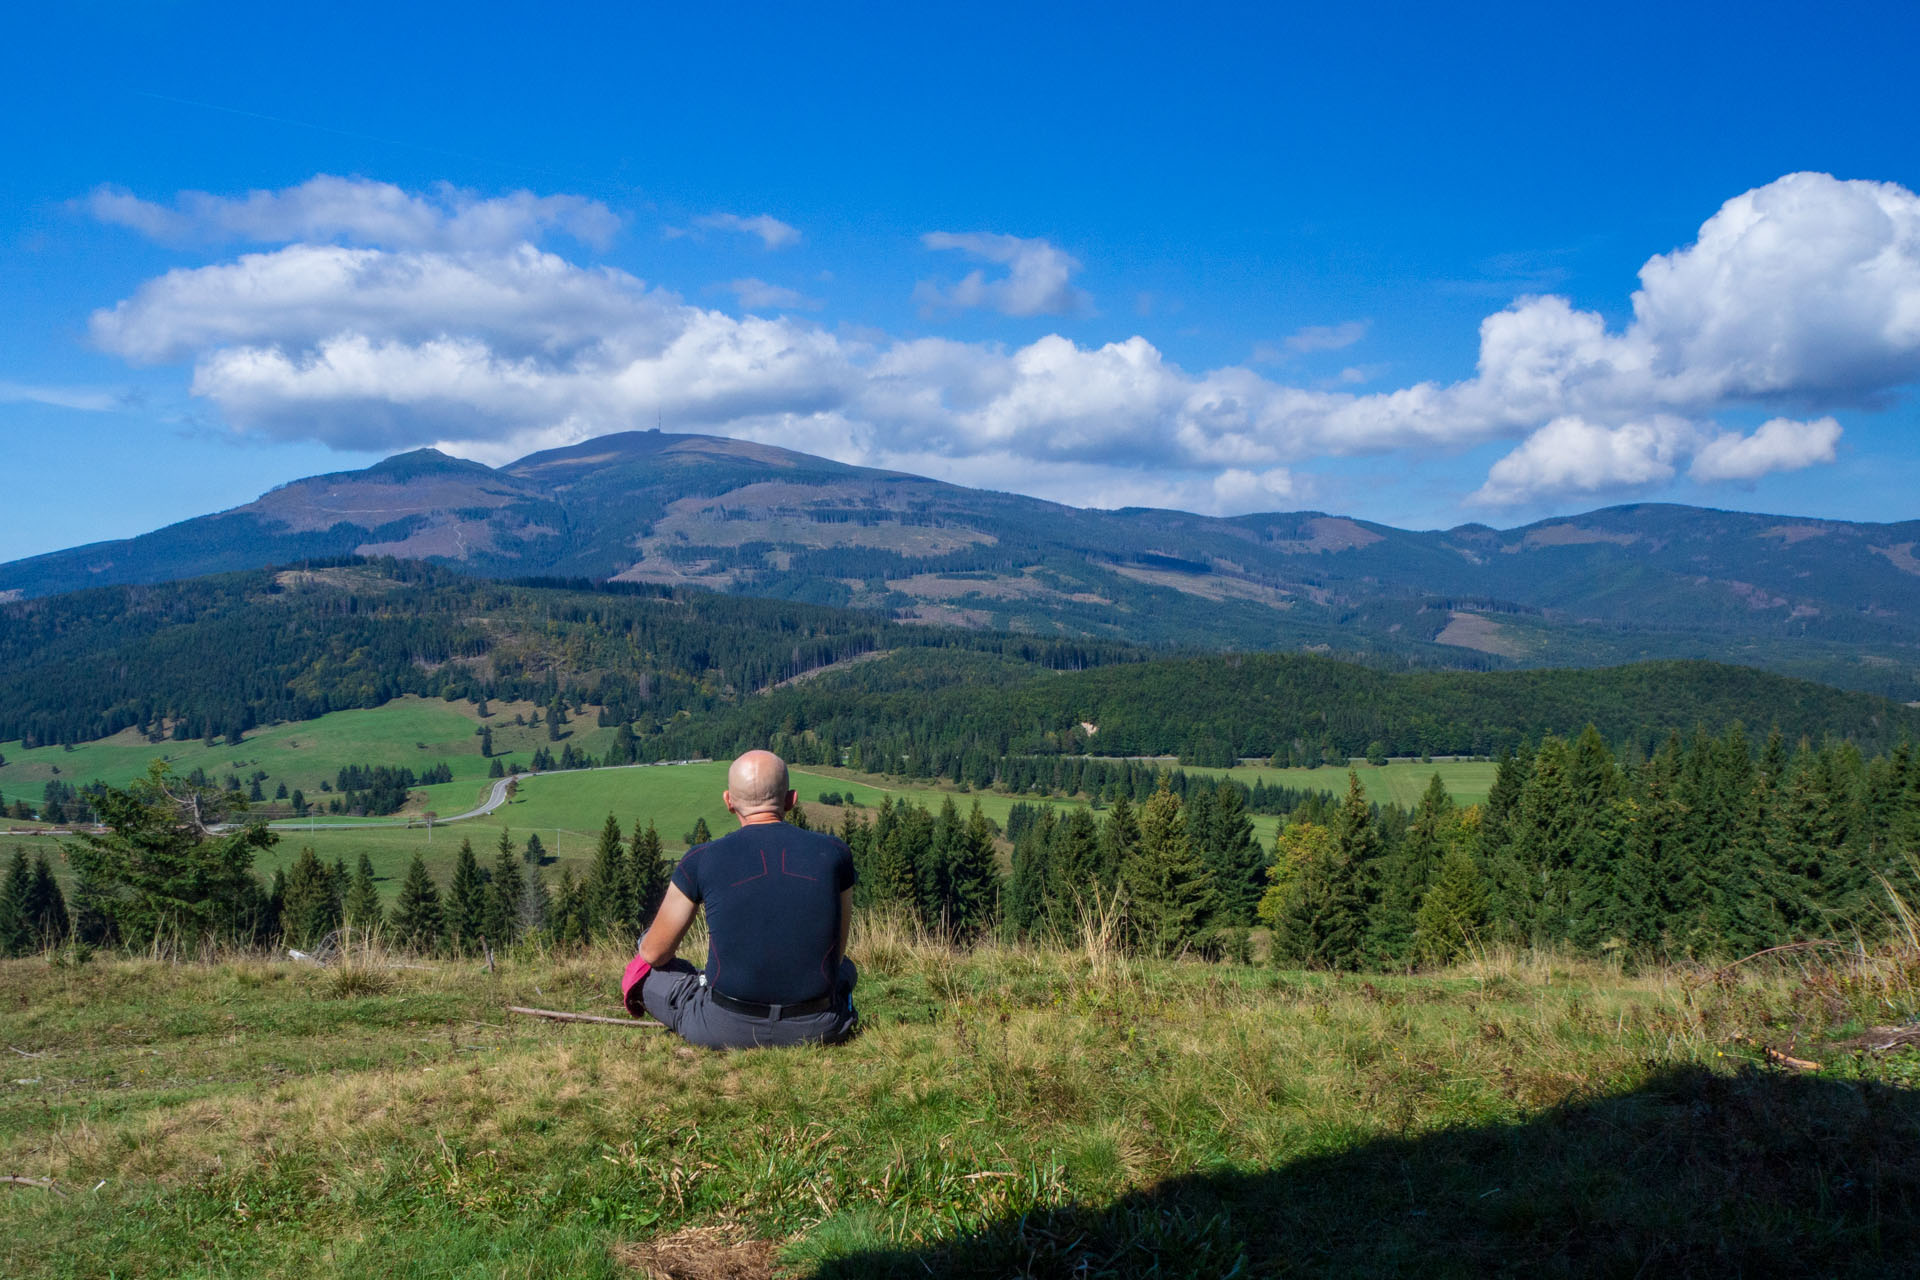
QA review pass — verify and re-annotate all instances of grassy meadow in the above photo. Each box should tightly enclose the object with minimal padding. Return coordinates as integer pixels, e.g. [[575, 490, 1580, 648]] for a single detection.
[[2, 927, 1917, 1277], [0, 696, 621, 811]]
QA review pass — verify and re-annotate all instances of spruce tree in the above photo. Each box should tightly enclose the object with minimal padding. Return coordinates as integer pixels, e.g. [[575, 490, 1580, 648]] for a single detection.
[[522, 832, 546, 865], [946, 801, 1000, 943], [1507, 738, 1578, 944], [583, 814, 627, 939], [484, 828, 525, 946], [25, 854, 68, 946], [1006, 812, 1054, 936], [1413, 845, 1488, 966], [1612, 739, 1685, 953], [687, 816, 713, 847], [550, 866, 587, 945], [1095, 792, 1139, 892], [874, 802, 928, 918], [445, 838, 487, 952], [628, 820, 670, 928], [1201, 783, 1266, 926], [389, 853, 444, 951], [1045, 807, 1100, 927], [1122, 781, 1213, 954], [1263, 818, 1363, 969], [919, 797, 963, 928], [1366, 773, 1454, 966], [280, 847, 342, 947], [0, 850, 32, 956], [343, 852, 382, 931]]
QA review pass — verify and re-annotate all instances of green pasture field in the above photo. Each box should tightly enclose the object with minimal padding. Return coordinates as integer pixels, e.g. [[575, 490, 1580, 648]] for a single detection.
[[0, 696, 618, 809], [3, 934, 1916, 1277], [1166, 758, 1499, 807], [254, 763, 1103, 901]]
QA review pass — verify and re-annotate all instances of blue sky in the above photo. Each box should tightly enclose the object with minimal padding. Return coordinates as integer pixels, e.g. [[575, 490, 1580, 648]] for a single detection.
[[4, 1, 1919, 562]]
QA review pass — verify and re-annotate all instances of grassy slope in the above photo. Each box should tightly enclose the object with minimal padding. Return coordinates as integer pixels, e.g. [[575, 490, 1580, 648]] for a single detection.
[[1, 936, 1916, 1277], [0, 695, 620, 808], [0, 750, 1484, 904]]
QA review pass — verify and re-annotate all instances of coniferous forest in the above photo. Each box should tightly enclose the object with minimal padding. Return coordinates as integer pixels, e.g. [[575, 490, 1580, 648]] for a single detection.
[[4, 557, 1920, 967]]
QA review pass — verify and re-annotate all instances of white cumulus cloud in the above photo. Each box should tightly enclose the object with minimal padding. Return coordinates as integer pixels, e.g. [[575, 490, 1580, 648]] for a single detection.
[[82, 171, 1920, 514], [1471, 416, 1696, 506], [1689, 416, 1843, 483], [915, 231, 1087, 316]]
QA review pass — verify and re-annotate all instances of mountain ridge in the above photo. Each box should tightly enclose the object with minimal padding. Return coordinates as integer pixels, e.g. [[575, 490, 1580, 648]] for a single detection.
[[5, 429, 1918, 697]]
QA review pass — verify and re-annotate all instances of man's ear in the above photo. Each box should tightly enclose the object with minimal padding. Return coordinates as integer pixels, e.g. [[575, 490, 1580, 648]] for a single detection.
[[784, 789, 798, 811], [723, 789, 737, 814]]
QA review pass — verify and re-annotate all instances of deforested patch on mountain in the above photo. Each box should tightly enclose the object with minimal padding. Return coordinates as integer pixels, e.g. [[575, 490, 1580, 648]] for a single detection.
[[2, 430, 1917, 697]]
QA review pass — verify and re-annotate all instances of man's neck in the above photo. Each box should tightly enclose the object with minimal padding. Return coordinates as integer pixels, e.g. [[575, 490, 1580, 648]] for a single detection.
[[737, 811, 785, 826]]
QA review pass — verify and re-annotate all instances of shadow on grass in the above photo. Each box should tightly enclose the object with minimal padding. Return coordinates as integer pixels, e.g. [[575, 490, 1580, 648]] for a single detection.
[[807, 1066, 1920, 1278]]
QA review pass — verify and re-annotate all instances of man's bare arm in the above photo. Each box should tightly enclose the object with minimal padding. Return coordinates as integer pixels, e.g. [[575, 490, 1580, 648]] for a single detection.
[[639, 884, 698, 967]]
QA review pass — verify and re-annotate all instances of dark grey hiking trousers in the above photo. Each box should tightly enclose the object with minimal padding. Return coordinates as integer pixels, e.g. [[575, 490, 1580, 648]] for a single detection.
[[640, 957, 859, 1050]]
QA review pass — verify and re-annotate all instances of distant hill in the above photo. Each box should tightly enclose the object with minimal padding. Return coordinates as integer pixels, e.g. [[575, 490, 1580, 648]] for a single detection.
[[5, 429, 1918, 696]]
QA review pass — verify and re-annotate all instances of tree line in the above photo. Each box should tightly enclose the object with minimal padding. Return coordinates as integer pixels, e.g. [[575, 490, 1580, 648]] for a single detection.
[[27, 721, 1920, 968]]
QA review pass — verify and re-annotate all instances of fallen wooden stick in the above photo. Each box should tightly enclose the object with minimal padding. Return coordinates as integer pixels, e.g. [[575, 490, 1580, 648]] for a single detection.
[[507, 1006, 663, 1028], [2, 1176, 66, 1196], [1763, 1047, 1821, 1072]]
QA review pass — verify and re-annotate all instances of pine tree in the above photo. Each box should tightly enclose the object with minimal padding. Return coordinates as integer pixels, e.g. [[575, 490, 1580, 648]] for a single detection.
[[1612, 738, 1685, 953], [1096, 792, 1139, 892], [522, 832, 546, 865], [550, 865, 587, 945], [1413, 845, 1488, 966], [1262, 819, 1364, 969], [584, 814, 627, 939], [1201, 783, 1266, 926], [1366, 773, 1454, 966], [1006, 811, 1054, 936], [389, 853, 444, 951], [24, 854, 68, 946], [484, 828, 525, 946], [280, 847, 342, 947], [445, 838, 487, 952], [1122, 780, 1213, 954], [874, 802, 927, 917], [343, 852, 383, 931], [0, 850, 32, 956], [628, 820, 670, 928], [1045, 807, 1100, 927], [946, 801, 1000, 943], [1507, 738, 1579, 944], [688, 816, 713, 847]]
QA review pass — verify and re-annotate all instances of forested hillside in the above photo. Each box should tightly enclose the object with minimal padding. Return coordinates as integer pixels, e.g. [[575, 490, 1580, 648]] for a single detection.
[[646, 648, 1920, 777], [0, 560, 1132, 749], [5, 430, 1918, 696]]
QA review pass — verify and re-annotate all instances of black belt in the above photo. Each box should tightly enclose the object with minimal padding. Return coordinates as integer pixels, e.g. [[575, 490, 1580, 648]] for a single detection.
[[708, 989, 836, 1021]]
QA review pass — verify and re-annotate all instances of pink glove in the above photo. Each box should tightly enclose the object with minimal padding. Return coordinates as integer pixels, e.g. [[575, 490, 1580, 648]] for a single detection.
[[621, 954, 653, 1017]]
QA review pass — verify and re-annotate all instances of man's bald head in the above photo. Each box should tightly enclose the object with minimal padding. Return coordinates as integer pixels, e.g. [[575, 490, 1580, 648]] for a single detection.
[[725, 750, 792, 821]]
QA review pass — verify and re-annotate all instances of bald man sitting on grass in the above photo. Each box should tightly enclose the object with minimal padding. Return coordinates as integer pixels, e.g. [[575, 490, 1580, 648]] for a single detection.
[[622, 750, 860, 1049]]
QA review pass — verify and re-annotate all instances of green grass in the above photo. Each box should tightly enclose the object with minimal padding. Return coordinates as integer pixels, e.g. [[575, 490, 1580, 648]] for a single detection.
[[253, 763, 1102, 899], [2, 934, 1916, 1277], [0, 695, 622, 809], [1170, 758, 1500, 806]]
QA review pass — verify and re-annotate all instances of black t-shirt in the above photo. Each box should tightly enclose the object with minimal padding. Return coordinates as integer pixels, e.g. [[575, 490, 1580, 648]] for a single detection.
[[670, 821, 856, 1005]]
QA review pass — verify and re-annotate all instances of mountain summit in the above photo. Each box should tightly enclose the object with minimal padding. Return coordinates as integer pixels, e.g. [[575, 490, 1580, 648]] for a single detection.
[[4, 430, 1917, 696]]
